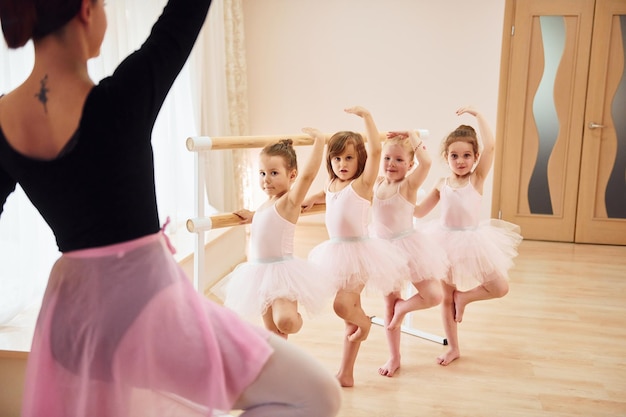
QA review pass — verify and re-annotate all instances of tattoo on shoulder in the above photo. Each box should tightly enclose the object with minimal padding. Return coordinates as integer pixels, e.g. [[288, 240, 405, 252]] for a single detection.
[[34, 74, 50, 113]]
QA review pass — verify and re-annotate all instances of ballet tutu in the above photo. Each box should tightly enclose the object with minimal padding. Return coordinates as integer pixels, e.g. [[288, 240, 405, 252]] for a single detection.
[[425, 219, 522, 291], [21, 233, 273, 417], [308, 236, 408, 295], [221, 256, 335, 317], [388, 228, 449, 283]]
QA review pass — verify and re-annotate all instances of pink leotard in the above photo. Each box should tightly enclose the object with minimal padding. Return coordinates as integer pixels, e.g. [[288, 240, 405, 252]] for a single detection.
[[224, 203, 333, 316], [372, 181, 448, 283], [308, 181, 407, 294]]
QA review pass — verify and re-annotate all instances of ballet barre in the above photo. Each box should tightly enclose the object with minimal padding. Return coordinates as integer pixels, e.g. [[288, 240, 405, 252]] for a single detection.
[[186, 204, 327, 232], [185, 133, 445, 345], [185, 132, 395, 152]]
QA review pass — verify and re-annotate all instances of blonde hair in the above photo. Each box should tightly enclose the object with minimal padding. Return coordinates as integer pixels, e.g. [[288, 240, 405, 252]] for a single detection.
[[384, 135, 415, 161]]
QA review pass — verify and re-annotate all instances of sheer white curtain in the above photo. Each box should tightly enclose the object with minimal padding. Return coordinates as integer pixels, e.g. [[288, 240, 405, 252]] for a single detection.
[[0, 0, 244, 325], [0, 43, 57, 324], [191, 0, 250, 212]]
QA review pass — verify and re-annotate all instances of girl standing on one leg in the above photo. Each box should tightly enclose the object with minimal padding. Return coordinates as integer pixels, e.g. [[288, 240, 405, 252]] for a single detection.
[[223, 131, 333, 339], [302, 106, 407, 387], [371, 130, 447, 377], [414, 106, 522, 366]]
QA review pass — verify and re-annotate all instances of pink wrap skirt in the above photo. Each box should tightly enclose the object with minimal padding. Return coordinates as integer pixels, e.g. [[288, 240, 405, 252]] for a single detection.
[[21, 233, 273, 417]]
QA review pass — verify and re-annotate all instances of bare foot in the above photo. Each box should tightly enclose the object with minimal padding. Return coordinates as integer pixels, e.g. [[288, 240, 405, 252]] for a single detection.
[[378, 357, 401, 377], [336, 372, 354, 387], [348, 319, 371, 342], [387, 298, 407, 330], [454, 290, 466, 323], [436, 349, 460, 366]]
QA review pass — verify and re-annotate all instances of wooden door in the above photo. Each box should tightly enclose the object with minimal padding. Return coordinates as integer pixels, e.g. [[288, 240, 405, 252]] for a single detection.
[[575, 0, 626, 244], [494, 0, 626, 245]]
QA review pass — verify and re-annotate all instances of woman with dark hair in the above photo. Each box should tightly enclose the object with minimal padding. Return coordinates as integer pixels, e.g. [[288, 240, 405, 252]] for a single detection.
[[0, 1, 341, 416]]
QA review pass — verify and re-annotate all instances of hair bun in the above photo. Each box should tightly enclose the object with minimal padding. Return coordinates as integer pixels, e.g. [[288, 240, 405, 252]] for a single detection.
[[454, 125, 476, 136], [1, 0, 83, 48], [1, 0, 38, 48]]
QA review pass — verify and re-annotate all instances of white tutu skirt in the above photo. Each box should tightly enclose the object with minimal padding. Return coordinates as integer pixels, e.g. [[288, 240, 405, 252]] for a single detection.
[[426, 219, 522, 291], [308, 237, 408, 295], [390, 229, 449, 283], [222, 257, 335, 317]]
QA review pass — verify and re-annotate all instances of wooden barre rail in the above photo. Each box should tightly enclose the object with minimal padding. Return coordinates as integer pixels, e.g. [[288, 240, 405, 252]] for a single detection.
[[186, 203, 326, 232], [186, 132, 393, 151]]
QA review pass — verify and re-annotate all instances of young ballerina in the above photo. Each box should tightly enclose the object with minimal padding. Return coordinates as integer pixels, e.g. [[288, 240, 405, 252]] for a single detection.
[[0, 1, 341, 416], [371, 130, 448, 377], [223, 131, 333, 338], [302, 106, 407, 387], [414, 106, 522, 366]]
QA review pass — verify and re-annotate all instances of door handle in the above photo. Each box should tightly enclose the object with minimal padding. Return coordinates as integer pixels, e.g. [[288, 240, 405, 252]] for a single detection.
[[588, 122, 605, 129]]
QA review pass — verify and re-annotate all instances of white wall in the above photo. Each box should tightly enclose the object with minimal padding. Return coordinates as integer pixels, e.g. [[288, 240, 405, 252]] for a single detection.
[[242, 0, 505, 220]]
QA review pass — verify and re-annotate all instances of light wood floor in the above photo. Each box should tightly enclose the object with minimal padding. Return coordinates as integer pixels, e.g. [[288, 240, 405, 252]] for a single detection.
[[2, 225, 624, 416], [281, 224, 626, 417]]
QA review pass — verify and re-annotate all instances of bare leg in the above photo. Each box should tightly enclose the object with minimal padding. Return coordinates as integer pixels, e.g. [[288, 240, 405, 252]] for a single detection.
[[437, 281, 460, 366], [454, 274, 509, 323], [261, 306, 286, 339], [379, 292, 401, 377], [333, 288, 370, 343], [337, 322, 361, 387], [233, 334, 342, 417], [271, 298, 303, 335], [380, 280, 442, 377], [387, 279, 443, 330], [333, 287, 370, 387]]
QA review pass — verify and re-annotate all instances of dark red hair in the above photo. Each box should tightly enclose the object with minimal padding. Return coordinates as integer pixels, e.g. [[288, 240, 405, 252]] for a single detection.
[[1, 0, 84, 48]]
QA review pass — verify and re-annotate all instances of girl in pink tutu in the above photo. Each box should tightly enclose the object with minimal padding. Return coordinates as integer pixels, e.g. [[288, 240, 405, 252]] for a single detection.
[[302, 106, 407, 387], [414, 106, 522, 366], [371, 130, 448, 377], [0, 1, 340, 416], [224, 131, 333, 338]]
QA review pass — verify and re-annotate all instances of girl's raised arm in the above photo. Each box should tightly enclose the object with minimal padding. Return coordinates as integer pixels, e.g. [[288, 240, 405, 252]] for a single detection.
[[345, 106, 381, 191], [404, 130, 432, 194], [288, 128, 326, 211], [457, 106, 495, 181]]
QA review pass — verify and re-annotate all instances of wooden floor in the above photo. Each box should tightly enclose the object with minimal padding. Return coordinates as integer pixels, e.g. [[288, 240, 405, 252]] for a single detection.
[[2, 224, 625, 416], [280, 224, 626, 417]]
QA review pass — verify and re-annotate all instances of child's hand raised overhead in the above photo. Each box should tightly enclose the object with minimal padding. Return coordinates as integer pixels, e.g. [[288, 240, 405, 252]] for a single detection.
[[302, 127, 325, 140], [344, 106, 371, 118]]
